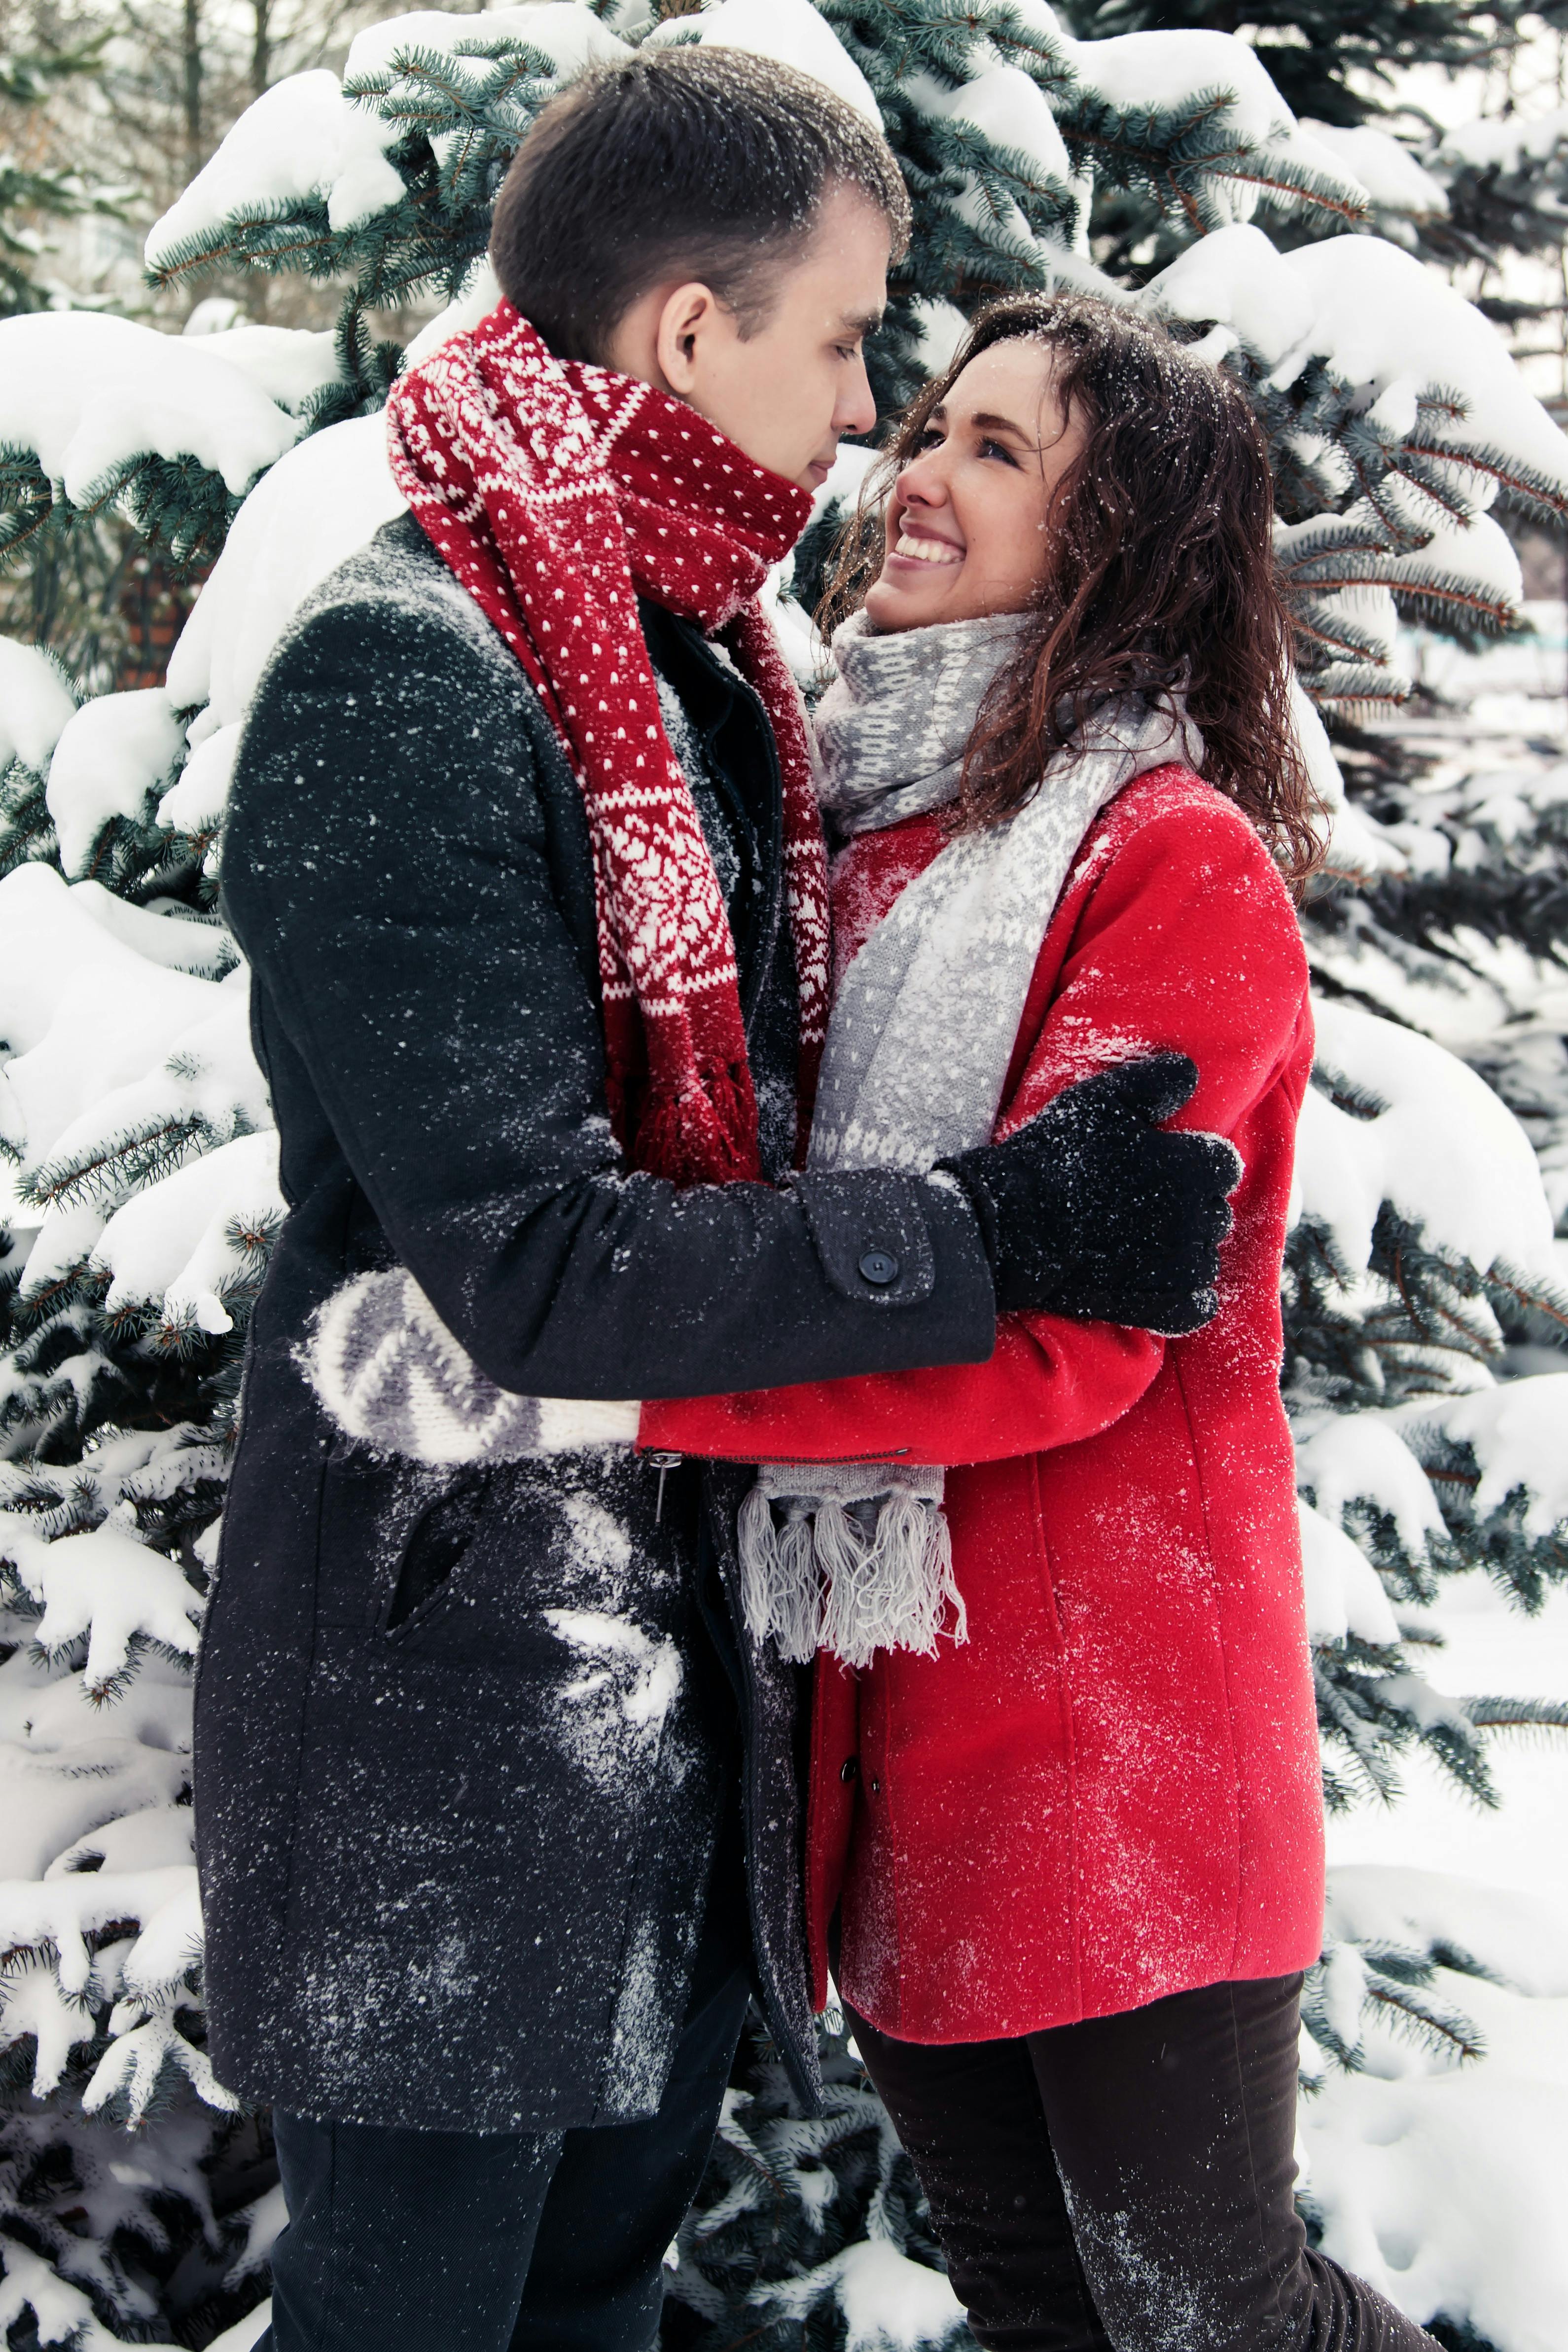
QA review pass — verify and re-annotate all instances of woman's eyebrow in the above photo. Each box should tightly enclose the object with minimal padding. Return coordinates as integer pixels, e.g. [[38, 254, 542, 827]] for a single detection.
[[964, 410, 1032, 439]]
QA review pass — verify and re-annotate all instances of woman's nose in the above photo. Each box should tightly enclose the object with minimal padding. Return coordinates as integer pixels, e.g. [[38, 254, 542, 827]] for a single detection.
[[898, 456, 948, 507]]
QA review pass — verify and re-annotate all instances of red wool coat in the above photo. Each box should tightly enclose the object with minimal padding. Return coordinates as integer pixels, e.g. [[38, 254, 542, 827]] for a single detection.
[[641, 765, 1325, 2044]]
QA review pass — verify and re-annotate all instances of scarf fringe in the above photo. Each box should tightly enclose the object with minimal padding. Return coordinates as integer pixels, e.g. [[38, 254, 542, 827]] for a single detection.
[[737, 1481, 967, 1673], [627, 1062, 760, 1186]]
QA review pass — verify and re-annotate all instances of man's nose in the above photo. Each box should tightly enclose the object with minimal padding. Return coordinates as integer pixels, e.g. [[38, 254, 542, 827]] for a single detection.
[[834, 353, 877, 442]]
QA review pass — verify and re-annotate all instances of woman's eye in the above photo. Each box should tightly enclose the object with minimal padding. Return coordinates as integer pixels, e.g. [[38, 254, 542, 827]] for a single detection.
[[980, 437, 1018, 465], [912, 428, 943, 451]]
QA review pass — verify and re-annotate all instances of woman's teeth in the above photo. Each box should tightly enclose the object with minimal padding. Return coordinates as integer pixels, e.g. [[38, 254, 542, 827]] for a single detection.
[[894, 531, 962, 566]]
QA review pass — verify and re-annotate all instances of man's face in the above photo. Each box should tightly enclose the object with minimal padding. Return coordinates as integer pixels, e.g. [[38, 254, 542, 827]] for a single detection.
[[606, 182, 889, 491]]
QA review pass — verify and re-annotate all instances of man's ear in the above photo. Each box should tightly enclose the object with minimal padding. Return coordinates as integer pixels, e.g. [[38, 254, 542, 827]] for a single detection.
[[655, 281, 724, 394]]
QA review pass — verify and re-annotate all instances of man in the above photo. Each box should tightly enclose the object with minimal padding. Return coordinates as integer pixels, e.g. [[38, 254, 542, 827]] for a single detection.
[[201, 47, 1236, 2352]]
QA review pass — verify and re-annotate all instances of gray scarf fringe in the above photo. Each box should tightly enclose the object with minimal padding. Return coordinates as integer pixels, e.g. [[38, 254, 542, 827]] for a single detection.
[[737, 1461, 962, 1671]]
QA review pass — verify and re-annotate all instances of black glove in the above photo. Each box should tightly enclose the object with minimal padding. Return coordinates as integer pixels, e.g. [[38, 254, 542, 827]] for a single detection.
[[938, 1053, 1241, 1333]]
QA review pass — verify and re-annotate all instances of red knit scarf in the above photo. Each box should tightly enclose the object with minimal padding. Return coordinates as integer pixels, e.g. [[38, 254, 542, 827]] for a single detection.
[[385, 302, 830, 1186]]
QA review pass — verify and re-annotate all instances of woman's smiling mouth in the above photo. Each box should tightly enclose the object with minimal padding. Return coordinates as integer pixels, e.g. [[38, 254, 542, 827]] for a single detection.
[[890, 528, 963, 567]]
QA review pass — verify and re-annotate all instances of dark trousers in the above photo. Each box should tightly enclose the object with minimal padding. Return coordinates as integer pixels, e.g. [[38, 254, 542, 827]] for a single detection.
[[850, 1972, 1439, 2352], [257, 1918, 751, 2352]]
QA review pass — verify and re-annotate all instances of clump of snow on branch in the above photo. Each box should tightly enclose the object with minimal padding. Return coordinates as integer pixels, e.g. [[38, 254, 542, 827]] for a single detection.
[[0, 865, 263, 1234], [1302, 1932, 1568, 2352], [1301, 124, 1449, 228], [188, 322, 347, 413], [1294, 1000, 1558, 1289], [773, 2238, 968, 2351], [0, 313, 310, 505], [0, 2238, 183, 2352], [2, 1519, 203, 1692], [344, 0, 624, 93], [144, 69, 406, 260], [1393, 1380, 1568, 1543], [92, 1131, 283, 1337], [1435, 107, 1568, 180], [1147, 223, 1568, 507], [1298, 1500, 1403, 1648], [1296, 1411, 1449, 1564], [0, 640, 77, 779], [45, 689, 185, 879], [643, 0, 877, 122], [168, 412, 403, 732], [1065, 27, 1367, 226]]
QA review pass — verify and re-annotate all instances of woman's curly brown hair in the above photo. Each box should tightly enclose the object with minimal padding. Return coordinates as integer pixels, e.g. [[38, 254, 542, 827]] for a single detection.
[[821, 292, 1326, 890]]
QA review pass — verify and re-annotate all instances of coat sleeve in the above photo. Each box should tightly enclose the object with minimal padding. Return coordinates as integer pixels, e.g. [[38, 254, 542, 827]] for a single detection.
[[220, 585, 995, 1401], [639, 789, 1310, 1466]]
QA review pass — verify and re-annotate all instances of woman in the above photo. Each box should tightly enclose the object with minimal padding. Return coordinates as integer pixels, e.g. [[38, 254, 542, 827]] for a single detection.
[[640, 296, 1438, 2350]]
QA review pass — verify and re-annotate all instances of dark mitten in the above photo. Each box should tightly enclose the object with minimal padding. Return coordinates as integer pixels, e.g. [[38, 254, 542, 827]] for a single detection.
[[938, 1053, 1242, 1333]]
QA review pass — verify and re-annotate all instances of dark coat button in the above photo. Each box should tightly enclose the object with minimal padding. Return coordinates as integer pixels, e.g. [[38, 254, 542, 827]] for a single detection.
[[840, 1756, 858, 1783], [858, 1248, 900, 1286]]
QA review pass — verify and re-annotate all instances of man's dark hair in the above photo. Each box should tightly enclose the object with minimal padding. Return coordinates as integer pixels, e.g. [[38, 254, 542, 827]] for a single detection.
[[489, 45, 910, 363]]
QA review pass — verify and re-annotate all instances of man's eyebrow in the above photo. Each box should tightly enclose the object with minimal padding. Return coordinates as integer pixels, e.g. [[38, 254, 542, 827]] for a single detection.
[[840, 309, 884, 338]]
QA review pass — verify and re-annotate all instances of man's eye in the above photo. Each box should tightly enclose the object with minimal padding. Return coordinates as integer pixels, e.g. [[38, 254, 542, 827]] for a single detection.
[[836, 343, 862, 361]]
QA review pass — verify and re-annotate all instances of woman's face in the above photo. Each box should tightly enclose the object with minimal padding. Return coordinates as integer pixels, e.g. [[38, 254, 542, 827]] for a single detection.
[[863, 339, 1087, 634]]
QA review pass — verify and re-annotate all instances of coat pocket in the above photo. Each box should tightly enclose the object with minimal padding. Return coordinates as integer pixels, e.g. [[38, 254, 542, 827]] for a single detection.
[[385, 1470, 491, 1632]]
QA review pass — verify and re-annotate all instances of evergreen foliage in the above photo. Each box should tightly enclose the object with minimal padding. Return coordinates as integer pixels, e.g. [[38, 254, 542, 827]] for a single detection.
[[666, 2015, 970, 2351], [0, 35, 116, 317], [0, 2, 1566, 2345], [1056, 0, 1500, 133]]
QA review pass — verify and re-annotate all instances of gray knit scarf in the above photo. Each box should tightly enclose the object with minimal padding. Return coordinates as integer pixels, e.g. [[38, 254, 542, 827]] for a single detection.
[[736, 610, 1204, 1671]]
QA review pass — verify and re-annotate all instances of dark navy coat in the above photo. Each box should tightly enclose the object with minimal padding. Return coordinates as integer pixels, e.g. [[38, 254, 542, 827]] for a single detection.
[[197, 516, 994, 2133]]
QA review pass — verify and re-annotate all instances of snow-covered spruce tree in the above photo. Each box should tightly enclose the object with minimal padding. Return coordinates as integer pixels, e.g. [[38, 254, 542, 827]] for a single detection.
[[1, 3, 1568, 2346]]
